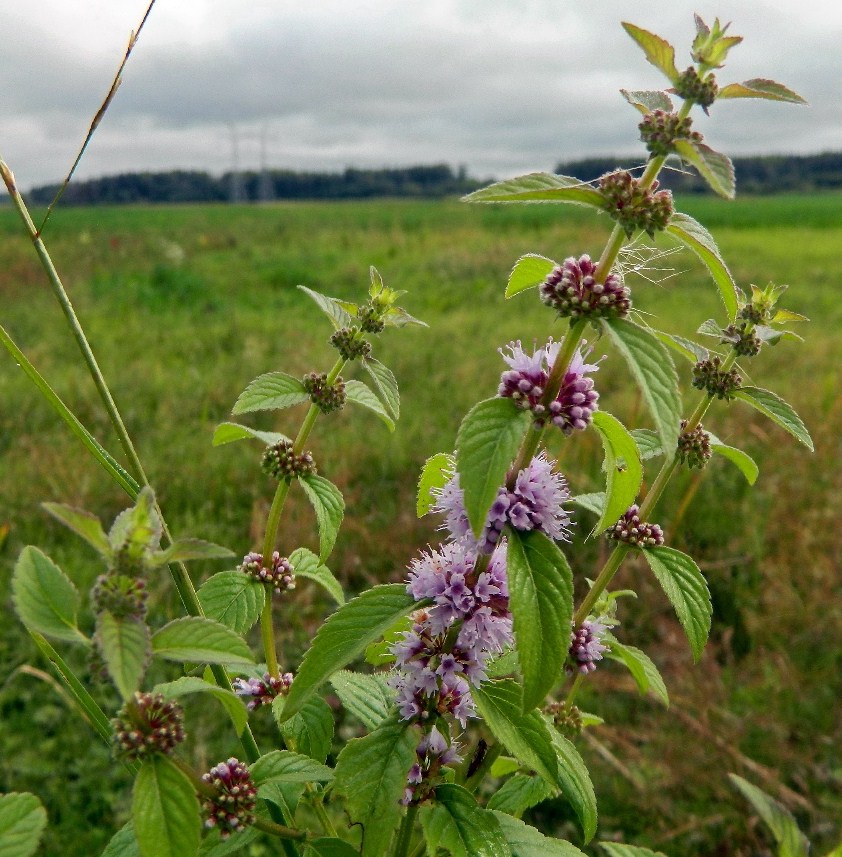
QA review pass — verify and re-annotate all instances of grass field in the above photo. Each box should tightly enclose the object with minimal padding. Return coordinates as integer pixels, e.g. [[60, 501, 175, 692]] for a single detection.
[[1, 193, 841, 855]]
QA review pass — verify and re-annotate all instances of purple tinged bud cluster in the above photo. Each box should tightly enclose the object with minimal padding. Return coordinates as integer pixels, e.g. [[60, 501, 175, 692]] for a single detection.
[[639, 109, 702, 157], [201, 758, 257, 840], [261, 439, 317, 480], [238, 551, 296, 595], [91, 574, 148, 619], [303, 371, 347, 413], [606, 505, 665, 548], [498, 339, 600, 434], [389, 541, 512, 728], [232, 671, 293, 711], [569, 619, 609, 674], [599, 170, 674, 238], [692, 356, 742, 400], [674, 66, 719, 111], [433, 452, 572, 553], [330, 326, 371, 361], [721, 322, 761, 357], [677, 420, 713, 469], [540, 255, 631, 320], [112, 692, 185, 761], [402, 725, 463, 806], [544, 700, 583, 738]]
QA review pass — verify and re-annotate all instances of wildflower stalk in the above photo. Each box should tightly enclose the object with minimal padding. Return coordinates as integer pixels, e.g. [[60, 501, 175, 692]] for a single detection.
[[393, 803, 420, 857], [463, 740, 503, 794]]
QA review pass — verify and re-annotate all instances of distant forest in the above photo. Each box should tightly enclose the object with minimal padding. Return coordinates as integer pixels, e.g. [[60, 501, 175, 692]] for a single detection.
[[19, 153, 842, 206]]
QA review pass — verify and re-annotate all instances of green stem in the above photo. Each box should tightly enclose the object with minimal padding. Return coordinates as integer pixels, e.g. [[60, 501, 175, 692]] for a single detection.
[[393, 803, 420, 857], [261, 584, 280, 678], [565, 673, 585, 707], [464, 740, 503, 794], [306, 784, 338, 837]]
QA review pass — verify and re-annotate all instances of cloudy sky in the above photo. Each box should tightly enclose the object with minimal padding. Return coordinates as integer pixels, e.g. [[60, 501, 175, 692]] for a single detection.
[[1, 1, 839, 192]]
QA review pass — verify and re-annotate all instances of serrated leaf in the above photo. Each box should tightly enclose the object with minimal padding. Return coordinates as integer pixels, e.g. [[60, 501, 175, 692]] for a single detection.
[[600, 844, 668, 857], [42, 502, 110, 556], [506, 254, 558, 299], [590, 412, 643, 536], [298, 285, 354, 330], [606, 640, 669, 706], [298, 474, 345, 562], [151, 617, 254, 665], [493, 811, 587, 856], [547, 729, 599, 844], [487, 648, 521, 680], [602, 319, 681, 456], [12, 547, 88, 644], [211, 422, 290, 447], [506, 530, 573, 712], [650, 329, 709, 364], [643, 547, 712, 662], [101, 823, 141, 856], [463, 173, 604, 207], [383, 305, 428, 328], [153, 676, 248, 736], [329, 670, 393, 731], [425, 785, 511, 857], [304, 838, 360, 857], [273, 694, 335, 763], [333, 715, 418, 857], [728, 775, 810, 857], [362, 357, 400, 420], [132, 756, 200, 857], [674, 139, 735, 199], [707, 435, 759, 485], [198, 826, 261, 856], [754, 325, 803, 346], [232, 371, 309, 415], [0, 792, 47, 857], [697, 318, 724, 338], [344, 379, 395, 431], [250, 750, 334, 786], [365, 615, 414, 666], [486, 775, 557, 818], [197, 570, 265, 634], [718, 78, 807, 104], [456, 397, 531, 537], [621, 23, 679, 83], [416, 452, 454, 518], [289, 547, 344, 605], [630, 429, 663, 461], [570, 493, 605, 516], [279, 584, 418, 722], [155, 539, 233, 566], [771, 308, 809, 324], [96, 611, 150, 700], [108, 488, 162, 562], [732, 387, 813, 451], [666, 212, 738, 319], [620, 89, 674, 114]]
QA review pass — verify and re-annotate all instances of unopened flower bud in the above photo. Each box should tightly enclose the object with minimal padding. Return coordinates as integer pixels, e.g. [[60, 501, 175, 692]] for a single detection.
[[112, 692, 185, 761], [599, 170, 674, 238], [721, 323, 762, 357], [544, 700, 583, 737], [303, 372, 346, 413], [238, 551, 296, 595], [201, 758, 257, 840], [232, 671, 294, 710], [674, 66, 719, 111], [540, 254, 631, 320], [568, 619, 608, 675], [639, 109, 703, 157], [692, 356, 741, 400], [330, 326, 371, 361], [677, 420, 712, 469], [605, 505, 665, 547], [91, 574, 148, 619], [261, 439, 317, 480]]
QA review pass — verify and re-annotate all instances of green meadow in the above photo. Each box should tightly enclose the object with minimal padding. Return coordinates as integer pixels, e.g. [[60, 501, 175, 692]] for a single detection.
[[1, 193, 840, 855]]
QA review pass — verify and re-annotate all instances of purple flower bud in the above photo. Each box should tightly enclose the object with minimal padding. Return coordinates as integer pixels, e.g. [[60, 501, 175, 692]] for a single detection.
[[569, 619, 609, 674], [232, 671, 293, 711], [238, 551, 296, 595], [201, 758, 256, 840]]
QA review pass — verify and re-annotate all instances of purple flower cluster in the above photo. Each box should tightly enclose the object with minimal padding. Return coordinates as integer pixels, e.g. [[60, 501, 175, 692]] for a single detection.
[[201, 758, 257, 840], [238, 551, 296, 595], [498, 339, 600, 434], [433, 452, 572, 553], [402, 725, 463, 805], [389, 541, 512, 727], [569, 619, 609, 674], [540, 254, 631, 319], [232, 671, 293, 711]]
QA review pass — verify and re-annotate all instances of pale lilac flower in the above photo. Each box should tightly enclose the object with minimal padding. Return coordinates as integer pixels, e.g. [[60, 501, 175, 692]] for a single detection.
[[569, 619, 609, 674], [232, 671, 293, 711], [401, 725, 465, 805]]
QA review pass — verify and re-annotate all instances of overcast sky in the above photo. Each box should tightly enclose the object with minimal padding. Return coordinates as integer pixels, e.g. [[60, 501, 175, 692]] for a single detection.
[[1, 1, 839, 192]]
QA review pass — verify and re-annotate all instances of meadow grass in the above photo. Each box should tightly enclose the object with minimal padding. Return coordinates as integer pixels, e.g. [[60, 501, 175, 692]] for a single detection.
[[1, 194, 840, 855]]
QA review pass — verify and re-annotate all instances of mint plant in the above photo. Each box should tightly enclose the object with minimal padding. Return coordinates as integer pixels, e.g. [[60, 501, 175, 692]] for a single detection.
[[0, 14, 817, 857]]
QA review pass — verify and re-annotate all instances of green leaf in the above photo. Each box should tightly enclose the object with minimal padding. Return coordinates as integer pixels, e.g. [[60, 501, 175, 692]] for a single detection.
[[42, 502, 110, 556], [673, 139, 736, 199], [463, 173, 604, 207], [547, 729, 599, 844], [506, 254, 557, 299], [362, 357, 400, 420], [108, 487, 162, 559], [197, 571, 265, 634], [0, 792, 47, 857], [153, 676, 248, 736], [417, 452, 454, 517], [666, 212, 738, 320], [304, 839, 360, 857], [456, 397, 531, 537], [650, 329, 709, 364], [329, 670, 393, 731], [132, 756, 200, 857], [620, 89, 674, 114], [211, 422, 289, 447], [589, 412, 643, 536], [333, 715, 418, 857], [505, 529, 573, 712], [621, 22, 679, 83], [425, 785, 511, 857], [298, 474, 345, 562], [729, 774, 810, 857], [600, 844, 668, 857], [250, 750, 334, 786], [643, 547, 712, 662], [364, 615, 413, 666], [718, 78, 807, 104], [151, 617, 254, 665], [697, 318, 724, 339], [279, 584, 417, 722], [101, 823, 141, 857], [570, 493, 605, 517], [707, 434, 759, 485], [487, 648, 521, 680], [344, 380, 395, 431], [606, 640, 669, 706], [471, 680, 559, 793], [298, 285, 354, 330], [383, 305, 428, 328], [486, 775, 556, 818], [232, 371, 309, 415], [732, 387, 813, 451], [289, 547, 345, 605], [155, 539, 233, 565], [12, 547, 88, 644], [602, 318, 681, 456], [630, 429, 663, 461], [273, 695, 335, 763], [96, 611, 150, 700], [198, 826, 261, 856], [492, 811, 587, 856]]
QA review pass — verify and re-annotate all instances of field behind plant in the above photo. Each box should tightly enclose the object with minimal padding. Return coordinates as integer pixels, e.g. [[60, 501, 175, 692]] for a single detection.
[[1, 194, 840, 855]]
